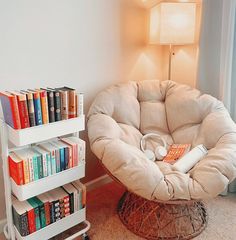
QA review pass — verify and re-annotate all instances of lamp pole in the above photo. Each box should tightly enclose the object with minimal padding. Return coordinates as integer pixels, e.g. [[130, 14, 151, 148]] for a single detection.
[[168, 44, 172, 80]]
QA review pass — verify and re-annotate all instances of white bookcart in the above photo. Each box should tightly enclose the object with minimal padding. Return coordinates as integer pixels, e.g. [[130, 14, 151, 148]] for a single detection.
[[0, 116, 90, 240]]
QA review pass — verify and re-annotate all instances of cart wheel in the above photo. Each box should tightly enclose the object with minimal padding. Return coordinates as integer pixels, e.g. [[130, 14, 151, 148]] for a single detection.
[[81, 233, 90, 240]]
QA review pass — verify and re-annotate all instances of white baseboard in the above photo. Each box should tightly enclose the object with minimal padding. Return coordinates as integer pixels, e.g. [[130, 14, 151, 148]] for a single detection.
[[85, 174, 113, 191], [0, 218, 6, 234], [0, 174, 112, 233]]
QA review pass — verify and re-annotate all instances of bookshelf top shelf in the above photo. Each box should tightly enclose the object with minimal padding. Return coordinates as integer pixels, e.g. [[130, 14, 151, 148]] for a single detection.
[[6, 115, 85, 146]]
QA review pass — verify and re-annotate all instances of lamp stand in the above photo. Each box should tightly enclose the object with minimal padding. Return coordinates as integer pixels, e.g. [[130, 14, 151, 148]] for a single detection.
[[168, 44, 173, 80]]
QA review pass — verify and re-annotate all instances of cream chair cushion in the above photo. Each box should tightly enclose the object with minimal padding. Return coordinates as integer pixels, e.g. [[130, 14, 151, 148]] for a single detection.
[[87, 80, 236, 201]]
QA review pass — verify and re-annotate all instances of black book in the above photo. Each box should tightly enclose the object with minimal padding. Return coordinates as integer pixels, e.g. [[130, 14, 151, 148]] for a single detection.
[[12, 201, 29, 236], [47, 88, 61, 121]]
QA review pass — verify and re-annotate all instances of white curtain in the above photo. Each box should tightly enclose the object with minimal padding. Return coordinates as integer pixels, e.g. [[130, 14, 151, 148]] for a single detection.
[[198, 0, 236, 118], [197, 0, 236, 193]]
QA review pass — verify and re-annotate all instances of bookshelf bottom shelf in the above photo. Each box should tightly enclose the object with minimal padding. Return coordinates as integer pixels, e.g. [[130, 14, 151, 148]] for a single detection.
[[14, 208, 86, 240]]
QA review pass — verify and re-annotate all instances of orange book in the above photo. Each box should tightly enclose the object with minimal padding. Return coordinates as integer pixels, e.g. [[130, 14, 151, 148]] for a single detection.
[[163, 144, 191, 164], [8, 153, 24, 185]]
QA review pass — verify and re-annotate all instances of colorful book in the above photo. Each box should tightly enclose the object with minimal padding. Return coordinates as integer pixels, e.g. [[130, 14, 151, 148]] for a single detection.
[[39, 143, 57, 174], [42, 88, 55, 123], [57, 88, 69, 120], [21, 199, 36, 234], [33, 146, 51, 177], [13, 151, 30, 185], [27, 198, 41, 231], [21, 91, 36, 127], [33, 197, 46, 228], [37, 193, 51, 226], [60, 138, 78, 167], [62, 183, 77, 214], [52, 140, 67, 171], [163, 144, 191, 164], [28, 90, 43, 126], [0, 91, 21, 129], [8, 153, 24, 185], [10, 91, 30, 129], [12, 198, 29, 236], [36, 89, 49, 124], [47, 88, 61, 121]]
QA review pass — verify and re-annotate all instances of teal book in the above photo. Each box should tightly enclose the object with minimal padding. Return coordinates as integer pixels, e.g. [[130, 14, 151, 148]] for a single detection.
[[34, 197, 46, 228], [51, 141, 65, 171], [32, 154, 39, 180], [27, 198, 41, 231], [46, 153, 52, 176], [37, 155, 43, 179]]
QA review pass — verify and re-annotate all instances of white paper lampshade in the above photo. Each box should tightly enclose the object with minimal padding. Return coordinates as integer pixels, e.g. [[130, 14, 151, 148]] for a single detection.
[[149, 2, 196, 45]]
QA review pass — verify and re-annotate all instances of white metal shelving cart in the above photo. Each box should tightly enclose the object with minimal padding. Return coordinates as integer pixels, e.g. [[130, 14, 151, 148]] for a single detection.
[[0, 116, 90, 240]]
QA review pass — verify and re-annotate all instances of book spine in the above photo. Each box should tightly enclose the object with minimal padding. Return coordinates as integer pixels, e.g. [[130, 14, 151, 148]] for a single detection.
[[28, 156, 34, 182], [59, 198, 65, 219], [78, 93, 84, 116], [47, 91, 55, 123], [40, 90, 49, 124], [68, 90, 76, 118], [63, 195, 70, 216], [33, 92, 43, 125], [50, 150, 57, 174], [42, 153, 48, 177], [32, 155, 39, 180], [22, 158, 30, 184], [74, 144, 78, 167], [59, 148, 65, 171], [55, 149, 60, 173], [26, 93, 36, 127], [13, 209, 29, 236], [64, 147, 69, 170], [8, 155, 24, 185], [34, 207, 41, 230], [46, 153, 52, 176], [54, 91, 61, 121], [27, 209, 36, 234], [53, 200, 60, 221], [37, 155, 44, 179], [69, 192, 74, 214], [75, 93, 78, 117], [39, 204, 46, 228], [17, 95, 30, 128], [10, 95, 21, 129], [44, 202, 51, 226], [49, 202, 55, 223], [60, 91, 69, 120]]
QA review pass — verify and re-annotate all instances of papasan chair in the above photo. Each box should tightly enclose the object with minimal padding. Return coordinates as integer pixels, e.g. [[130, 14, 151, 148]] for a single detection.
[[87, 80, 236, 240]]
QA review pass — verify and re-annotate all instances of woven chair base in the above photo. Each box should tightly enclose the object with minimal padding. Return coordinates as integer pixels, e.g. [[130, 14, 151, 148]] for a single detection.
[[117, 191, 208, 240]]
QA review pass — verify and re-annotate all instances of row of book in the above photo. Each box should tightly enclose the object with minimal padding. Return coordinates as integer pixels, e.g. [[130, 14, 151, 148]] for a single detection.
[[12, 181, 86, 236], [0, 87, 84, 129], [9, 137, 85, 185]]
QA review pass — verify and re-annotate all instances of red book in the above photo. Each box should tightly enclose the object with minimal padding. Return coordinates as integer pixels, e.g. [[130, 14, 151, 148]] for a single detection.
[[0, 92, 21, 129], [8, 153, 24, 185], [27, 208, 36, 233], [12, 92, 30, 129]]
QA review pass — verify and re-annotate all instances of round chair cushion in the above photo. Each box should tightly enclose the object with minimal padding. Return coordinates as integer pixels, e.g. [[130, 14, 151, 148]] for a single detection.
[[87, 80, 236, 201]]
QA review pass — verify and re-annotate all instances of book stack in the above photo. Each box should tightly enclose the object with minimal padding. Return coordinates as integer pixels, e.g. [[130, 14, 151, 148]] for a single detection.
[[9, 137, 85, 185], [12, 180, 86, 236], [0, 87, 84, 129]]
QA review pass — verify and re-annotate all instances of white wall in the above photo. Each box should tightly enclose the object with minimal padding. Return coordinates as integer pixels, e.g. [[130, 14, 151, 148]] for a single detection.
[[0, 0, 164, 221]]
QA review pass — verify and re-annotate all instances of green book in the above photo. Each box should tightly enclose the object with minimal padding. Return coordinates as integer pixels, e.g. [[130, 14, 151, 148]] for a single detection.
[[27, 198, 41, 230], [34, 197, 46, 228]]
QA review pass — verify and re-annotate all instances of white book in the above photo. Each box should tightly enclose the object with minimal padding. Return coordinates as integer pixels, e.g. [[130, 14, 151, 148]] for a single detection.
[[72, 180, 86, 209]]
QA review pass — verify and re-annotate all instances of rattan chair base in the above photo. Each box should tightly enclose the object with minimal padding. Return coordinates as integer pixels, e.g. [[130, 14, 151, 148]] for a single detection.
[[117, 192, 208, 240]]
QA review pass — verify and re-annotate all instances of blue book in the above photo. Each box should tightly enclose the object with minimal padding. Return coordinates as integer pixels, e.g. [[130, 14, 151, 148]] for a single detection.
[[52, 141, 66, 171], [28, 90, 42, 125]]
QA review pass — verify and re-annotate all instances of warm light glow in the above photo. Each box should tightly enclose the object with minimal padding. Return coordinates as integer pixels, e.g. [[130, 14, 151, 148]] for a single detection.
[[149, 2, 196, 45]]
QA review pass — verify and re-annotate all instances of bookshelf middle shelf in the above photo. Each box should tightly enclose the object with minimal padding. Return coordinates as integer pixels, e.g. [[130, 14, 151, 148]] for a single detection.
[[11, 163, 85, 201], [7, 115, 85, 147]]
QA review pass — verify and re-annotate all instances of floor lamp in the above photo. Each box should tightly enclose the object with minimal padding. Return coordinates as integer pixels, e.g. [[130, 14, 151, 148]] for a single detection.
[[149, 2, 197, 80]]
